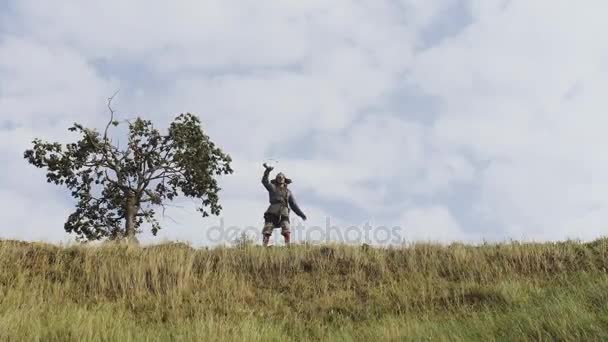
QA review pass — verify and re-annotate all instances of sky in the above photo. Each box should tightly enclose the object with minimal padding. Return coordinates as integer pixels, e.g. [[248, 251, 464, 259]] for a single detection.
[[2, 0, 608, 246]]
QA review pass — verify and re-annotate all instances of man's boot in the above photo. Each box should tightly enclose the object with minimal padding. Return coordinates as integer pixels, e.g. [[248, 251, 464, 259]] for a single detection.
[[262, 234, 270, 247], [283, 232, 291, 246]]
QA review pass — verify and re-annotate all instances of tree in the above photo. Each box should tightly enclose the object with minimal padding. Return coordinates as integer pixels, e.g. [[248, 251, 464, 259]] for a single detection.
[[23, 95, 233, 242]]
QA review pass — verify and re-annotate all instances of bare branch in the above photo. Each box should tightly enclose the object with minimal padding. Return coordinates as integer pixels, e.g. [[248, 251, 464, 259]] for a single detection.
[[104, 89, 120, 141]]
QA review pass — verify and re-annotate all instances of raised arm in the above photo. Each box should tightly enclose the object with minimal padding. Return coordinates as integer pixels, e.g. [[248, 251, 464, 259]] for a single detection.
[[262, 164, 273, 191], [288, 192, 307, 220]]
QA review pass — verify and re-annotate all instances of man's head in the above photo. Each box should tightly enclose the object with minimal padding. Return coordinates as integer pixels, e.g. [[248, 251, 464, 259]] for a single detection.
[[271, 172, 292, 186]]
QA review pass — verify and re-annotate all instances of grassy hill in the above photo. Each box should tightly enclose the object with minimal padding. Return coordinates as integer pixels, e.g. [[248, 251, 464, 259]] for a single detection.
[[1, 238, 608, 341]]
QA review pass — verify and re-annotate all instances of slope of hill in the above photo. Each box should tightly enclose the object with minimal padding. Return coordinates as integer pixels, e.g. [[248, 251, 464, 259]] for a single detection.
[[1, 238, 607, 341]]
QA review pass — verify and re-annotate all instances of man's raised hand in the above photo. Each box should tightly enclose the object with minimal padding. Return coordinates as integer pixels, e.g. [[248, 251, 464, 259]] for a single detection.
[[263, 163, 274, 171]]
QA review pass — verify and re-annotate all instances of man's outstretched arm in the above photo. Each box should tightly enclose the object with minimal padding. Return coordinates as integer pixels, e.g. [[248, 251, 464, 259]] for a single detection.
[[262, 164, 273, 191], [288, 193, 307, 220]]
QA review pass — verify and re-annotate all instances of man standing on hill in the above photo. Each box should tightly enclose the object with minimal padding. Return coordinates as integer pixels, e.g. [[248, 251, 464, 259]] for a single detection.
[[261, 163, 307, 246]]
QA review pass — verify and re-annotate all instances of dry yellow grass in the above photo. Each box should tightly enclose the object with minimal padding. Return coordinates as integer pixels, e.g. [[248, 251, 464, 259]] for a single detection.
[[1, 238, 608, 341]]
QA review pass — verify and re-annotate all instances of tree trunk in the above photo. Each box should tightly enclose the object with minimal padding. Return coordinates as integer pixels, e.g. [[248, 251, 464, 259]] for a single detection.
[[124, 191, 138, 241]]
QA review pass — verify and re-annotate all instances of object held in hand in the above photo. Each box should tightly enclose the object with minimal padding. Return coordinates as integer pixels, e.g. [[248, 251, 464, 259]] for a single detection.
[[264, 158, 279, 169]]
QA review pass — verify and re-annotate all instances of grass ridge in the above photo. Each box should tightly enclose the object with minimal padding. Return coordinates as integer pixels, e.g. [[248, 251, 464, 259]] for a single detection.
[[1, 238, 607, 341]]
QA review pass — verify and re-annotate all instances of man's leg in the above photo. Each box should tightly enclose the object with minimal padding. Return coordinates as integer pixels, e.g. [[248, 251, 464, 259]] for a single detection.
[[262, 221, 273, 246], [280, 220, 291, 246]]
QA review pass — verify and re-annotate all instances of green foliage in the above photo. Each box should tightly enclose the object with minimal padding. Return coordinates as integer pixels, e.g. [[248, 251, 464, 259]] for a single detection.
[[0, 239, 608, 340], [23, 113, 233, 241]]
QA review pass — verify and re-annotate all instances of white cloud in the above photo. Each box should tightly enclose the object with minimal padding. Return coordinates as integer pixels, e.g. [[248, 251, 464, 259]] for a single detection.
[[0, 36, 114, 127], [3, 0, 608, 245], [409, 0, 608, 241], [399, 206, 471, 243], [0, 189, 74, 244]]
